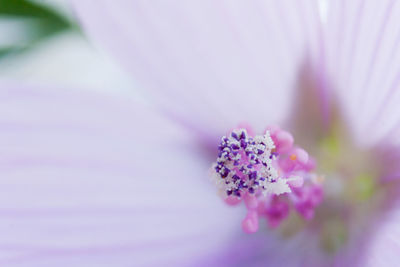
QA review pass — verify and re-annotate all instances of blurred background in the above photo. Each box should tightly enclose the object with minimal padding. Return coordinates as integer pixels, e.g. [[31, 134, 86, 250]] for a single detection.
[[0, 0, 143, 100]]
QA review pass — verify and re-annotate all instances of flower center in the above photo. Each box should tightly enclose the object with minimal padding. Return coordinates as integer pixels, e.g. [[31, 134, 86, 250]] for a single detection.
[[302, 125, 390, 253], [210, 125, 324, 233]]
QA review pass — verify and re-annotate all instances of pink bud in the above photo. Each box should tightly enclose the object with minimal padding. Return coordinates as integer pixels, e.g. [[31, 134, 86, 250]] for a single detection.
[[242, 211, 259, 233]]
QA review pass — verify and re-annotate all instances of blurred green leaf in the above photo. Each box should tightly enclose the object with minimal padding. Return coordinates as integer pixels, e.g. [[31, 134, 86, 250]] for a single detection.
[[0, 0, 76, 58]]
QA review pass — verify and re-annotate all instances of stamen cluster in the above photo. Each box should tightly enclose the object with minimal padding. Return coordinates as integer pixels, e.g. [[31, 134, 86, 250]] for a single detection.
[[210, 126, 324, 233], [212, 129, 290, 198]]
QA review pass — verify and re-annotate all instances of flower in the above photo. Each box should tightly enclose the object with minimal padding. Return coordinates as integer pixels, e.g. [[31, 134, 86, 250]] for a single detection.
[[2, 0, 400, 266]]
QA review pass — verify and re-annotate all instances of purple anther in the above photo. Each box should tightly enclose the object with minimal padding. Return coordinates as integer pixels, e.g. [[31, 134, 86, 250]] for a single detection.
[[232, 144, 240, 150], [249, 171, 257, 180], [232, 174, 240, 181], [221, 168, 230, 178], [231, 132, 239, 140], [240, 139, 247, 149]]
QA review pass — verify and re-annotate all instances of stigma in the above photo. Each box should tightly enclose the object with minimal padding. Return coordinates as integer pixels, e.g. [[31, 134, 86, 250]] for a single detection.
[[210, 125, 323, 233]]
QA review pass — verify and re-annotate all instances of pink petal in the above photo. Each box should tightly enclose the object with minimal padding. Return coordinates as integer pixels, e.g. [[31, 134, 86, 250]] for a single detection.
[[0, 81, 242, 266], [323, 0, 400, 146], [72, 0, 322, 141]]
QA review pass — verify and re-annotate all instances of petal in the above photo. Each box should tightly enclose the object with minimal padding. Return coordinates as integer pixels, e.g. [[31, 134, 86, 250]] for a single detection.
[[323, 0, 400, 146], [72, 0, 322, 141], [363, 207, 400, 267], [0, 81, 242, 266]]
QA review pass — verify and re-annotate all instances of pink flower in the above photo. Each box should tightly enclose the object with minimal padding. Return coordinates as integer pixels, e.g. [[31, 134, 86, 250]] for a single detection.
[[2, 0, 400, 266]]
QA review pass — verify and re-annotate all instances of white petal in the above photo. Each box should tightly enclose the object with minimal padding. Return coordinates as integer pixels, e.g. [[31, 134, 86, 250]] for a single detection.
[[323, 0, 400, 146], [363, 208, 400, 267], [73, 0, 322, 139], [0, 82, 241, 266]]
